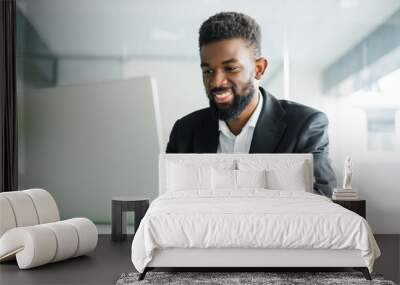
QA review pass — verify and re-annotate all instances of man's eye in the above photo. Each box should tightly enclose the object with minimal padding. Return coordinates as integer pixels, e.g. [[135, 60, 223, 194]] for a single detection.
[[225, 66, 239, 72], [202, 69, 213, 75]]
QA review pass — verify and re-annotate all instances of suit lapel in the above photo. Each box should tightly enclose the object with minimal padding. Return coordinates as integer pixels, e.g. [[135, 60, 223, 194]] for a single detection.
[[194, 110, 219, 153], [250, 88, 287, 153]]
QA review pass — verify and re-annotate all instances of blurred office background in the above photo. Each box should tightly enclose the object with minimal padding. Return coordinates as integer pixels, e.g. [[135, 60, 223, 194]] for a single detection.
[[16, 0, 400, 234]]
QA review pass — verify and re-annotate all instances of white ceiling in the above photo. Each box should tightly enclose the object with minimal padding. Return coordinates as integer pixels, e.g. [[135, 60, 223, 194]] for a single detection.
[[18, 0, 400, 70]]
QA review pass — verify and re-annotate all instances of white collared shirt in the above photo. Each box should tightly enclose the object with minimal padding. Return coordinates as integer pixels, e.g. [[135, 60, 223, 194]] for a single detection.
[[217, 92, 263, 153]]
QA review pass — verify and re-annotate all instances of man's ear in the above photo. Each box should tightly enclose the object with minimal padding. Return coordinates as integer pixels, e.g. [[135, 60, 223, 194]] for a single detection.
[[255, 58, 268, 80]]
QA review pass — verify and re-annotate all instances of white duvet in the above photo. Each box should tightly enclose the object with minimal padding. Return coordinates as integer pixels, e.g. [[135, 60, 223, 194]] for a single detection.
[[131, 190, 380, 273]]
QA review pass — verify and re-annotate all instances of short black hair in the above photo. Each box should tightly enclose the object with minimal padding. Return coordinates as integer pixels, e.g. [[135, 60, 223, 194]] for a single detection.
[[199, 12, 261, 57]]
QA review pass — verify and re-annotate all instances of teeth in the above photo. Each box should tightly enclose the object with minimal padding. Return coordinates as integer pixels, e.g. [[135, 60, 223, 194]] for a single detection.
[[214, 91, 233, 104], [215, 91, 231, 96]]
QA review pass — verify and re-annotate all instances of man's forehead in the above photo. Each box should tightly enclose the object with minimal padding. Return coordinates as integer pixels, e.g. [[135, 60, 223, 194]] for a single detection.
[[200, 38, 252, 65]]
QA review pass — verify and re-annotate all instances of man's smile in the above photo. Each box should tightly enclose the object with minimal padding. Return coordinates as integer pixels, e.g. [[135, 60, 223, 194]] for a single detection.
[[213, 90, 234, 104]]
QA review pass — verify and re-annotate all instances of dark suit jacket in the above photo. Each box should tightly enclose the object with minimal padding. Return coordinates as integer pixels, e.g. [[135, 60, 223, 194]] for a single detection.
[[166, 87, 337, 197]]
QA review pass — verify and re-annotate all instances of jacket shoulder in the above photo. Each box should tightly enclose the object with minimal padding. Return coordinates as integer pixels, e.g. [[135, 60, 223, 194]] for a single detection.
[[176, 107, 213, 127], [278, 99, 327, 123], [166, 107, 216, 153], [279, 99, 320, 115]]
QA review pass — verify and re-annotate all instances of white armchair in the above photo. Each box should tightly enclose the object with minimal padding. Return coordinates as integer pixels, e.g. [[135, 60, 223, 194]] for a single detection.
[[0, 189, 98, 269]]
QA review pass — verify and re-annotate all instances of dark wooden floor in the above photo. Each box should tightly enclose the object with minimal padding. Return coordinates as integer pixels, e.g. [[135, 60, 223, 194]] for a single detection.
[[0, 235, 134, 285], [0, 234, 398, 285]]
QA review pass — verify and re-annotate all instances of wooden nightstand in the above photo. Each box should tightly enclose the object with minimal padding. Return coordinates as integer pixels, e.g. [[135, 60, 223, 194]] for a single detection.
[[111, 196, 149, 242], [332, 199, 366, 219]]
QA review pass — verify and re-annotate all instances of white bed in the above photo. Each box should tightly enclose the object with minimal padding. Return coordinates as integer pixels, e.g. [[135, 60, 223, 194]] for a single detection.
[[131, 154, 380, 280]]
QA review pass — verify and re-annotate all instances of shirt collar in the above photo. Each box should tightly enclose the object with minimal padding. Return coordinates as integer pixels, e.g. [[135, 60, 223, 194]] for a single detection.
[[218, 90, 263, 135]]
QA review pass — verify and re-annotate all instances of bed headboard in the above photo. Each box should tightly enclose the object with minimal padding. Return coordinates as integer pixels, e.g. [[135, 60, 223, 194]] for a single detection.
[[159, 153, 314, 195]]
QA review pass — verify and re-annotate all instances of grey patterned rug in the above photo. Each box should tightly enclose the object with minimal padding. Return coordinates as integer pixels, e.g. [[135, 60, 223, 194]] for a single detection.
[[116, 271, 396, 285]]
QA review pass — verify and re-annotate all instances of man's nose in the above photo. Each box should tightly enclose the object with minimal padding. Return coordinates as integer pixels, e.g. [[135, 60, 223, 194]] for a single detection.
[[210, 70, 228, 88]]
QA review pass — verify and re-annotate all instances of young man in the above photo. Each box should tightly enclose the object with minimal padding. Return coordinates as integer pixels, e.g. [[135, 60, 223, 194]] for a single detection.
[[166, 12, 336, 197]]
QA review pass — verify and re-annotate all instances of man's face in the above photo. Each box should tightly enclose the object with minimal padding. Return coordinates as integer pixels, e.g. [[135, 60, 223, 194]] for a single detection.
[[200, 38, 258, 121]]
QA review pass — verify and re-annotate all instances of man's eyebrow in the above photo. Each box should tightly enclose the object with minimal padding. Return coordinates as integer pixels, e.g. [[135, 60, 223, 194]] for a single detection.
[[201, 59, 239, 67], [222, 58, 239, 64]]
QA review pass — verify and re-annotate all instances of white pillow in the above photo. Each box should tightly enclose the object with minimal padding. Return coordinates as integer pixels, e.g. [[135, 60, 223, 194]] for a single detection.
[[267, 165, 307, 191], [166, 162, 211, 191], [211, 168, 236, 190], [238, 159, 309, 192], [236, 169, 268, 189], [211, 169, 268, 190]]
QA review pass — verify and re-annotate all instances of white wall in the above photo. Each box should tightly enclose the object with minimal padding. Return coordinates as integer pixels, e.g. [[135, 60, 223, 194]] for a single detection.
[[262, 66, 324, 108], [263, 68, 284, 100], [56, 58, 123, 86]]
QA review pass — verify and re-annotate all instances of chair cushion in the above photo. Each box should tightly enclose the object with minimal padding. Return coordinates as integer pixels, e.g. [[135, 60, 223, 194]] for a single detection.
[[24, 189, 60, 223], [0, 218, 98, 269], [0, 196, 17, 237], [0, 189, 60, 238], [0, 191, 39, 228]]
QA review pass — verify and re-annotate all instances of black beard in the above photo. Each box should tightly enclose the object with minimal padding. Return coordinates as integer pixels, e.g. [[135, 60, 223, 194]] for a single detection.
[[208, 81, 256, 122]]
